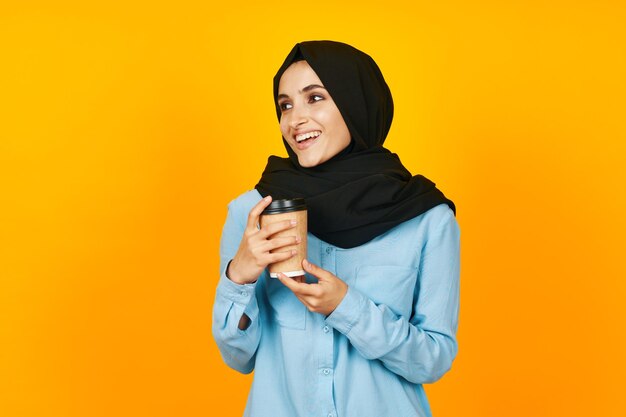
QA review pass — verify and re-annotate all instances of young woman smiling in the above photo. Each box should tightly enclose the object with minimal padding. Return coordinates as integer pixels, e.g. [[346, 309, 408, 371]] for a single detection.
[[212, 41, 460, 417]]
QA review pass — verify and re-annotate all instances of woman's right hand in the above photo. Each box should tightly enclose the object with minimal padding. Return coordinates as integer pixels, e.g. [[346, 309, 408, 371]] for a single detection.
[[227, 196, 300, 285]]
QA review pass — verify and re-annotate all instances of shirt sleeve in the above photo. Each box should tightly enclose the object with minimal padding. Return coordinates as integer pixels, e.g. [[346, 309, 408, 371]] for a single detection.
[[325, 209, 461, 384], [211, 199, 261, 374]]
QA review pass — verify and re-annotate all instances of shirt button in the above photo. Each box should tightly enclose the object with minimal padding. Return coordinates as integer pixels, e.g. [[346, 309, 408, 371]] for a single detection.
[[323, 325, 330, 333], [322, 368, 331, 375], [325, 247, 332, 254], [328, 413, 334, 417], [240, 291, 248, 297]]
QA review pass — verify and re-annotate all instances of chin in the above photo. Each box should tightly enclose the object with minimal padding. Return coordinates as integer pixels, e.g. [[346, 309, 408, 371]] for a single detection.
[[297, 156, 324, 168]]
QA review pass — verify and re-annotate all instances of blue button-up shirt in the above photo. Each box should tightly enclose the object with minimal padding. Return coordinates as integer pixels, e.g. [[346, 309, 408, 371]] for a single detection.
[[212, 189, 461, 417]]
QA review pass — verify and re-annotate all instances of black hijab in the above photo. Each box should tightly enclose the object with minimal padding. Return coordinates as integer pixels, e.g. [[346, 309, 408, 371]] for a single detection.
[[255, 40, 456, 249]]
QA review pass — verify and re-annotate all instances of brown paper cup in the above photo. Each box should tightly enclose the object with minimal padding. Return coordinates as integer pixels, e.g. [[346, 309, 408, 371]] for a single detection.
[[259, 199, 307, 278]]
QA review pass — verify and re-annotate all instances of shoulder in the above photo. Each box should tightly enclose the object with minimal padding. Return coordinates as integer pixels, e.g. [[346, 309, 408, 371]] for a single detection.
[[359, 203, 457, 255], [419, 203, 460, 252], [389, 203, 458, 252], [228, 188, 264, 207], [422, 203, 457, 232], [398, 203, 457, 235], [226, 189, 264, 219]]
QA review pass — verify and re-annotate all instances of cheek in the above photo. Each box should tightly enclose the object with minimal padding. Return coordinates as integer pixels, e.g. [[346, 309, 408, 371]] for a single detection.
[[324, 111, 350, 144], [279, 120, 289, 138]]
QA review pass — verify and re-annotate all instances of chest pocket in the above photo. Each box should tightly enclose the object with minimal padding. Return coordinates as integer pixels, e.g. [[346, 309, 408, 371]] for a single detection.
[[353, 265, 418, 319], [264, 275, 307, 330]]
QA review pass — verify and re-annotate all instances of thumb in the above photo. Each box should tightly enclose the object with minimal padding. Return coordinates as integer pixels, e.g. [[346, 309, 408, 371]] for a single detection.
[[302, 259, 328, 281]]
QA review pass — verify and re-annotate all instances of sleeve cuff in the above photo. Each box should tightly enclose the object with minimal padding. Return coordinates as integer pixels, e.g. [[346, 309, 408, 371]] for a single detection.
[[216, 264, 258, 306], [325, 285, 366, 335]]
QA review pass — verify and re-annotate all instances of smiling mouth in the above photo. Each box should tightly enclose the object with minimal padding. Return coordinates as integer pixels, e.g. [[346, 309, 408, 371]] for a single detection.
[[294, 131, 321, 150], [295, 130, 321, 143]]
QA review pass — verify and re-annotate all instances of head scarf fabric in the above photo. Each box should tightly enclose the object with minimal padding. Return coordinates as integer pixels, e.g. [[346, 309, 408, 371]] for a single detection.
[[255, 40, 456, 249]]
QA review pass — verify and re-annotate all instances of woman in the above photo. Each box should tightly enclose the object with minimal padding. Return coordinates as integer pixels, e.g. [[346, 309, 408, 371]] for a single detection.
[[212, 40, 460, 417]]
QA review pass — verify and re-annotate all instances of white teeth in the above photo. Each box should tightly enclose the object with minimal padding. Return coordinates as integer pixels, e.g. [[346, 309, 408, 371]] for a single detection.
[[295, 131, 321, 142]]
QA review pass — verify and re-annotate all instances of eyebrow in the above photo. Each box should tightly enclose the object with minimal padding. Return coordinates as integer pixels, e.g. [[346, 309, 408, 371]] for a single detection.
[[277, 84, 326, 101]]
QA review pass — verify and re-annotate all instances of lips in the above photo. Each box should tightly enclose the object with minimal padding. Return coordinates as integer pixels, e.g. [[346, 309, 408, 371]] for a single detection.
[[295, 130, 322, 142], [294, 133, 320, 150], [293, 130, 322, 150]]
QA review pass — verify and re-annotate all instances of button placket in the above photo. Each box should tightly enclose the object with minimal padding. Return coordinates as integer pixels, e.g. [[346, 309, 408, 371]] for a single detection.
[[318, 243, 337, 417], [321, 245, 336, 272]]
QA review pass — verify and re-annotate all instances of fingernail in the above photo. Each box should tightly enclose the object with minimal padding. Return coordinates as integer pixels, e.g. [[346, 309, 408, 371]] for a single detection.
[[303, 259, 309, 267], [290, 219, 297, 225], [291, 250, 297, 255], [296, 236, 301, 243], [265, 196, 271, 201]]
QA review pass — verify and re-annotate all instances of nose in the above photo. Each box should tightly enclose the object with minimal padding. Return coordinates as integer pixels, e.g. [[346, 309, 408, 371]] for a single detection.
[[288, 104, 308, 129]]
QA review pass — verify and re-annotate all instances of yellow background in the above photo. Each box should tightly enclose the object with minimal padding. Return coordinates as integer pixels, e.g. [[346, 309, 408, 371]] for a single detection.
[[2, 1, 625, 416]]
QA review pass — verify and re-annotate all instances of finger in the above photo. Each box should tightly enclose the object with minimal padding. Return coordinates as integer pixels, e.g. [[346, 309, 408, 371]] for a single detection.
[[260, 218, 297, 239], [277, 272, 318, 296], [246, 196, 273, 231], [267, 249, 298, 264], [302, 259, 330, 281], [265, 235, 300, 251]]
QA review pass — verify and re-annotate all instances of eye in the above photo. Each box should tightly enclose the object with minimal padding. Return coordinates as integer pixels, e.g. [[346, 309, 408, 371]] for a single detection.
[[309, 94, 324, 103], [279, 102, 292, 111]]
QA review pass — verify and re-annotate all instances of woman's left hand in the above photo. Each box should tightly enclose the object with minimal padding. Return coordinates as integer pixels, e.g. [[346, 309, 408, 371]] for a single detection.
[[277, 259, 348, 317]]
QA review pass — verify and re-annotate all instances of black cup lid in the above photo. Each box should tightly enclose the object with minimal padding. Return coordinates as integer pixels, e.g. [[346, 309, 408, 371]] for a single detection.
[[262, 198, 307, 215]]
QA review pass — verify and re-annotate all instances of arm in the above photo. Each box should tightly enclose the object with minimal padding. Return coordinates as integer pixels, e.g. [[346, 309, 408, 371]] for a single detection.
[[212, 195, 302, 373], [326, 211, 461, 384], [211, 201, 261, 374]]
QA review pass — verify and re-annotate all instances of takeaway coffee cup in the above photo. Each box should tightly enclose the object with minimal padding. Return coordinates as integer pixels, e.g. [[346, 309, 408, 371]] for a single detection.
[[259, 198, 307, 278]]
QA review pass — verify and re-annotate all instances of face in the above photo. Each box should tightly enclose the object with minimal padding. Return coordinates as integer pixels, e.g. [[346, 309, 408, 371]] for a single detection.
[[277, 60, 351, 168]]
